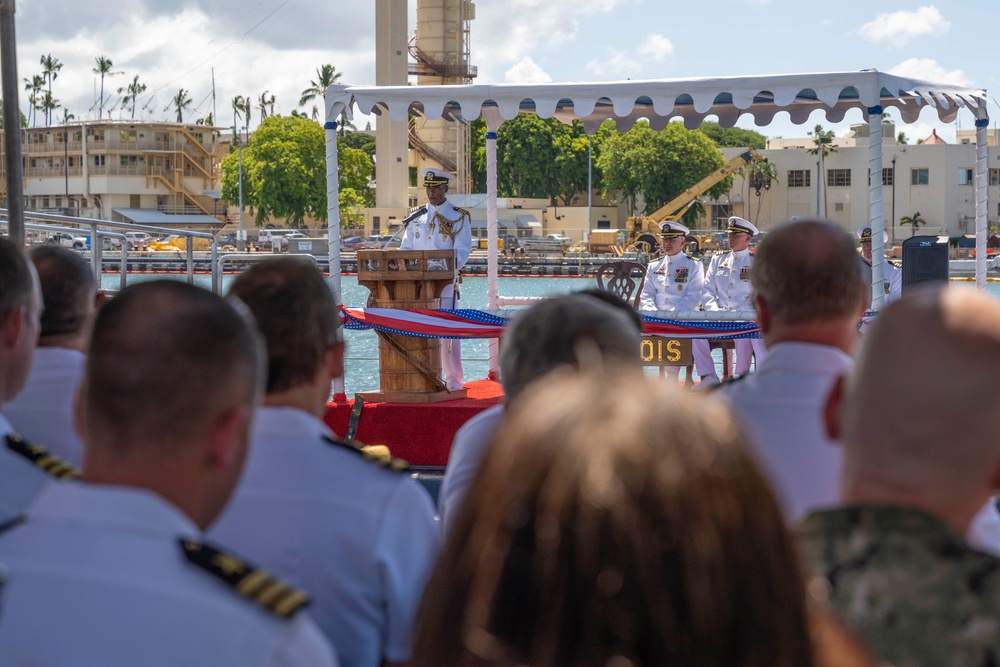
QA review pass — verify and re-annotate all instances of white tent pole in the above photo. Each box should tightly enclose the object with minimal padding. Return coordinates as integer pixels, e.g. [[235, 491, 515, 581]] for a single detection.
[[324, 89, 346, 402], [868, 105, 886, 312], [483, 106, 502, 379], [975, 117, 989, 290]]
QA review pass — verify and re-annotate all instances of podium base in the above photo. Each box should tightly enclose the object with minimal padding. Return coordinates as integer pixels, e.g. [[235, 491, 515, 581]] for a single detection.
[[355, 389, 468, 404]]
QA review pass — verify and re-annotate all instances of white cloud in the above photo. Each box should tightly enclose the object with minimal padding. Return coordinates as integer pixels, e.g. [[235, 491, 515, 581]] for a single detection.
[[474, 0, 632, 81], [585, 33, 673, 78], [857, 5, 950, 49], [888, 58, 970, 87], [504, 57, 552, 83]]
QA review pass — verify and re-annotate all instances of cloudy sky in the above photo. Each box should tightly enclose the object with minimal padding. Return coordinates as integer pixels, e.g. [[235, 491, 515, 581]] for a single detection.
[[13, 0, 998, 141]]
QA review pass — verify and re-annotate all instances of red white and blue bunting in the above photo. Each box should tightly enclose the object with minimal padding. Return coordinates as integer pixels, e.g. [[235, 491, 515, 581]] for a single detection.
[[340, 307, 761, 340]]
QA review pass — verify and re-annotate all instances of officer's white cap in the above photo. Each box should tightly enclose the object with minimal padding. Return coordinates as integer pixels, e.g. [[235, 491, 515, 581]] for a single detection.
[[857, 226, 889, 244], [420, 168, 454, 187], [726, 217, 758, 235], [658, 220, 690, 238]]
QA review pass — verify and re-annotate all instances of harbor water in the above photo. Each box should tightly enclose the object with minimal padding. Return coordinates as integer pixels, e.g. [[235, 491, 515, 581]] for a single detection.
[[101, 273, 1000, 398]]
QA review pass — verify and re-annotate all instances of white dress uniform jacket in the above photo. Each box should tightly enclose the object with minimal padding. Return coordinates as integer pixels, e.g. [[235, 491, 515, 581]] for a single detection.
[[400, 199, 473, 305], [639, 253, 705, 312], [439, 404, 505, 536], [5, 347, 85, 465], [0, 483, 337, 666], [703, 247, 755, 311], [208, 407, 441, 667], [715, 342, 851, 520], [0, 414, 54, 523]]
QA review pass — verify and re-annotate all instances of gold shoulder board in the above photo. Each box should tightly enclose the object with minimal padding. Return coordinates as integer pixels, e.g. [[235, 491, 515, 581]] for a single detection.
[[5, 434, 80, 480], [179, 539, 310, 619], [321, 435, 411, 473]]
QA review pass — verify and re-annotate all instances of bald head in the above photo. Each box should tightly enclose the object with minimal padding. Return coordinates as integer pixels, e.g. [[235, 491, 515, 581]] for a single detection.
[[843, 287, 1000, 509], [752, 219, 864, 325]]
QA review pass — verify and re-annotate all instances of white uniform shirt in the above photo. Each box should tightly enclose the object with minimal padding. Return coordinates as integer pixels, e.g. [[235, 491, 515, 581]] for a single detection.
[[703, 247, 755, 311], [639, 253, 705, 312], [400, 200, 472, 306], [0, 413, 54, 523], [439, 404, 505, 536], [0, 483, 336, 666], [208, 407, 441, 667], [716, 342, 852, 521], [5, 347, 85, 465]]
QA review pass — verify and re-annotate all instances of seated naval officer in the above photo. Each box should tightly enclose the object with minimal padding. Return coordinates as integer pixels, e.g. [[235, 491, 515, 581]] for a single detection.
[[6, 244, 103, 466], [0, 280, 337, 666], [208, 258, 440, 667], [800, 286, 1000, 665], [0, 237, 69, 522], [639, 220, 712, 383], [439, 291, 643, 536], [400, 168, 473, 391], [715, 219, 865, 521], [693, 216, 766, 384], [857, 225, 901, 306]]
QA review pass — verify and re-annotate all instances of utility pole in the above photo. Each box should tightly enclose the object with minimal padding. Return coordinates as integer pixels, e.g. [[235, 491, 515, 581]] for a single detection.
[[233, 119, 245, 251], [0, 0, 25, 245], [587, 134, 593, 243]]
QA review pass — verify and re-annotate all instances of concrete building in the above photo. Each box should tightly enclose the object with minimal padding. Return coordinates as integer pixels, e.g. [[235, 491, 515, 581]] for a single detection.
[[710, 122, 1000, 243], [3, 120, 227, 230]]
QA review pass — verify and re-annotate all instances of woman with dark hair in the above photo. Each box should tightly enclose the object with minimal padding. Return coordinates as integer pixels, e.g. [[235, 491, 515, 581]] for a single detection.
[[414, 368, 860, 667]]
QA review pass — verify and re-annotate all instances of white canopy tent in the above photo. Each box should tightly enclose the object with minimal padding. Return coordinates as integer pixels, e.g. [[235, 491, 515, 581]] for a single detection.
[[324, 70, 989, 376]]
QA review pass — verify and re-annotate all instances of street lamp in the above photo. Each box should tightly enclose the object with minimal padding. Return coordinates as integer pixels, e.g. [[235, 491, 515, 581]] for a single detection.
[[232, 119, 244, 250]]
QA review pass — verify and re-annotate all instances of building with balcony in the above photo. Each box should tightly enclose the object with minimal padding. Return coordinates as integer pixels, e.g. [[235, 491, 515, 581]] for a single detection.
[[5, 120, 227, 230]]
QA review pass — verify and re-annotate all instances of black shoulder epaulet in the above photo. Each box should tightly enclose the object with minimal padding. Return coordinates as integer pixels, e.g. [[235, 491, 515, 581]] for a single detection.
[[5, 434, 80, 480], [321, 435, 411, 473], [887, 259, 901, 268], [454, 206, 470, 216], [179, 539, 309, 619]]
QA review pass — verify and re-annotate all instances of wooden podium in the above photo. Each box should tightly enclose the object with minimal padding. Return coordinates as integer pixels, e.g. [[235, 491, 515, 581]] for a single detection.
[[356, 249, 467, 403]]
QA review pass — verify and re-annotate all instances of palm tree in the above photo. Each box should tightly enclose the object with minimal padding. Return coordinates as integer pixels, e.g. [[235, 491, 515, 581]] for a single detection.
[[900, 212, 927, 237], [61, 109, 74, 124], [257, 91, 275, 120], [39, 54, 63, 126], [40, 91, 60, 127], [896, 132, 909, 145], [232, 95, 251, 134], [118, 75, 147, 119], [93, 55, 121, 119], [299, 64, 341, 107], [807, 124, 837, 217], [23, 74, 44, 127], [166, 88, 192, 123]]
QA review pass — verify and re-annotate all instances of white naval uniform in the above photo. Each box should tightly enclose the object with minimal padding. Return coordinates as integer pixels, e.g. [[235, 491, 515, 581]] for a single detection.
[[0, 483, 337, 666], [639, 253, 710, 380], [0, 414, 54, 523], [5, 347, 85, 465], [208, 407, 441, 667], [439, 403, 505, 536], [715, 342, 850, 520], [695, 247, 766, 380], [400, 199, 473, 390]]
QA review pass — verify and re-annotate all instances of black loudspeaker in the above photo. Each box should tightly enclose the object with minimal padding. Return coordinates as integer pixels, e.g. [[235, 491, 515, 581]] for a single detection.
[[901, 235, 949, 293]]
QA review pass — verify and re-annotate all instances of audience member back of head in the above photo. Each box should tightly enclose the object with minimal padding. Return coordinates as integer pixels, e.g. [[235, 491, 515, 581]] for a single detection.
[[800, 285, 1000, 666], [418, 368, 820, 667]]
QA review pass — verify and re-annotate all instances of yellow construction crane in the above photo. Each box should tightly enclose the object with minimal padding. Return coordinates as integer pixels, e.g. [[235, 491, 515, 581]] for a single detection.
[[625, 148, 767, 254]]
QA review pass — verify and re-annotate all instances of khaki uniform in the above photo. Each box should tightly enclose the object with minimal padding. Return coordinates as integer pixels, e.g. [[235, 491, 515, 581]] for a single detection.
[[799, 505, 1000, 667]]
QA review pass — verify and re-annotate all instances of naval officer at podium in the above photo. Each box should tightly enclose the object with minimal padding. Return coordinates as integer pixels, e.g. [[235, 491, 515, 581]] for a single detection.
[[400, 168, 473, 391]]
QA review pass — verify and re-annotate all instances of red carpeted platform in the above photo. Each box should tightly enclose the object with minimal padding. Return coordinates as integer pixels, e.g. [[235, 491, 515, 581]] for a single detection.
[[323, 379, 504, 466]]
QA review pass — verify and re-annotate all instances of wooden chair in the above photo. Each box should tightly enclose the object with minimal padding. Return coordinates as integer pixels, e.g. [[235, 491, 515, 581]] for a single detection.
[[595, 261, 647, 308]]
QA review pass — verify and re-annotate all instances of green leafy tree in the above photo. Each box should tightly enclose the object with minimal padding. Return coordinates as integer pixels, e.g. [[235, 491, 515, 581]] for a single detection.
[[166, 88, 192, 123], [340, 131, 375, 160], [598, 121, 730, 225], [0, 101, 28, 129], [92, 55, 121, 118], [118, 75, 147, 119], [698, 121, 766, 149], [221, 115, 372, 228], [339, 188, 368, 229], [39, 54, 62, 126], [900, 211, 927, 237]]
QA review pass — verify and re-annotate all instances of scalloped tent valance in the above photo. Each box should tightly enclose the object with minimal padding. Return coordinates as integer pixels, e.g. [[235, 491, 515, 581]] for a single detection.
[[325, 69, 988, 133]]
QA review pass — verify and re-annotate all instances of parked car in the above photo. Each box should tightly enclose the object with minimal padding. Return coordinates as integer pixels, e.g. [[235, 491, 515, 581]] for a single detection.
[[362, 234, 401, 249], [340, 235, 366, 251], [544, 233, 573, 248], [277, 232, 309, 250], [47, 232, 88, 250], [125, 232, 153, 249]]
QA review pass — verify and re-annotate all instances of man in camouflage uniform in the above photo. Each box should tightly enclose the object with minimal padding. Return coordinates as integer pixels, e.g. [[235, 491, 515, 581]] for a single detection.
[[800, 287, 1000, 666]]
